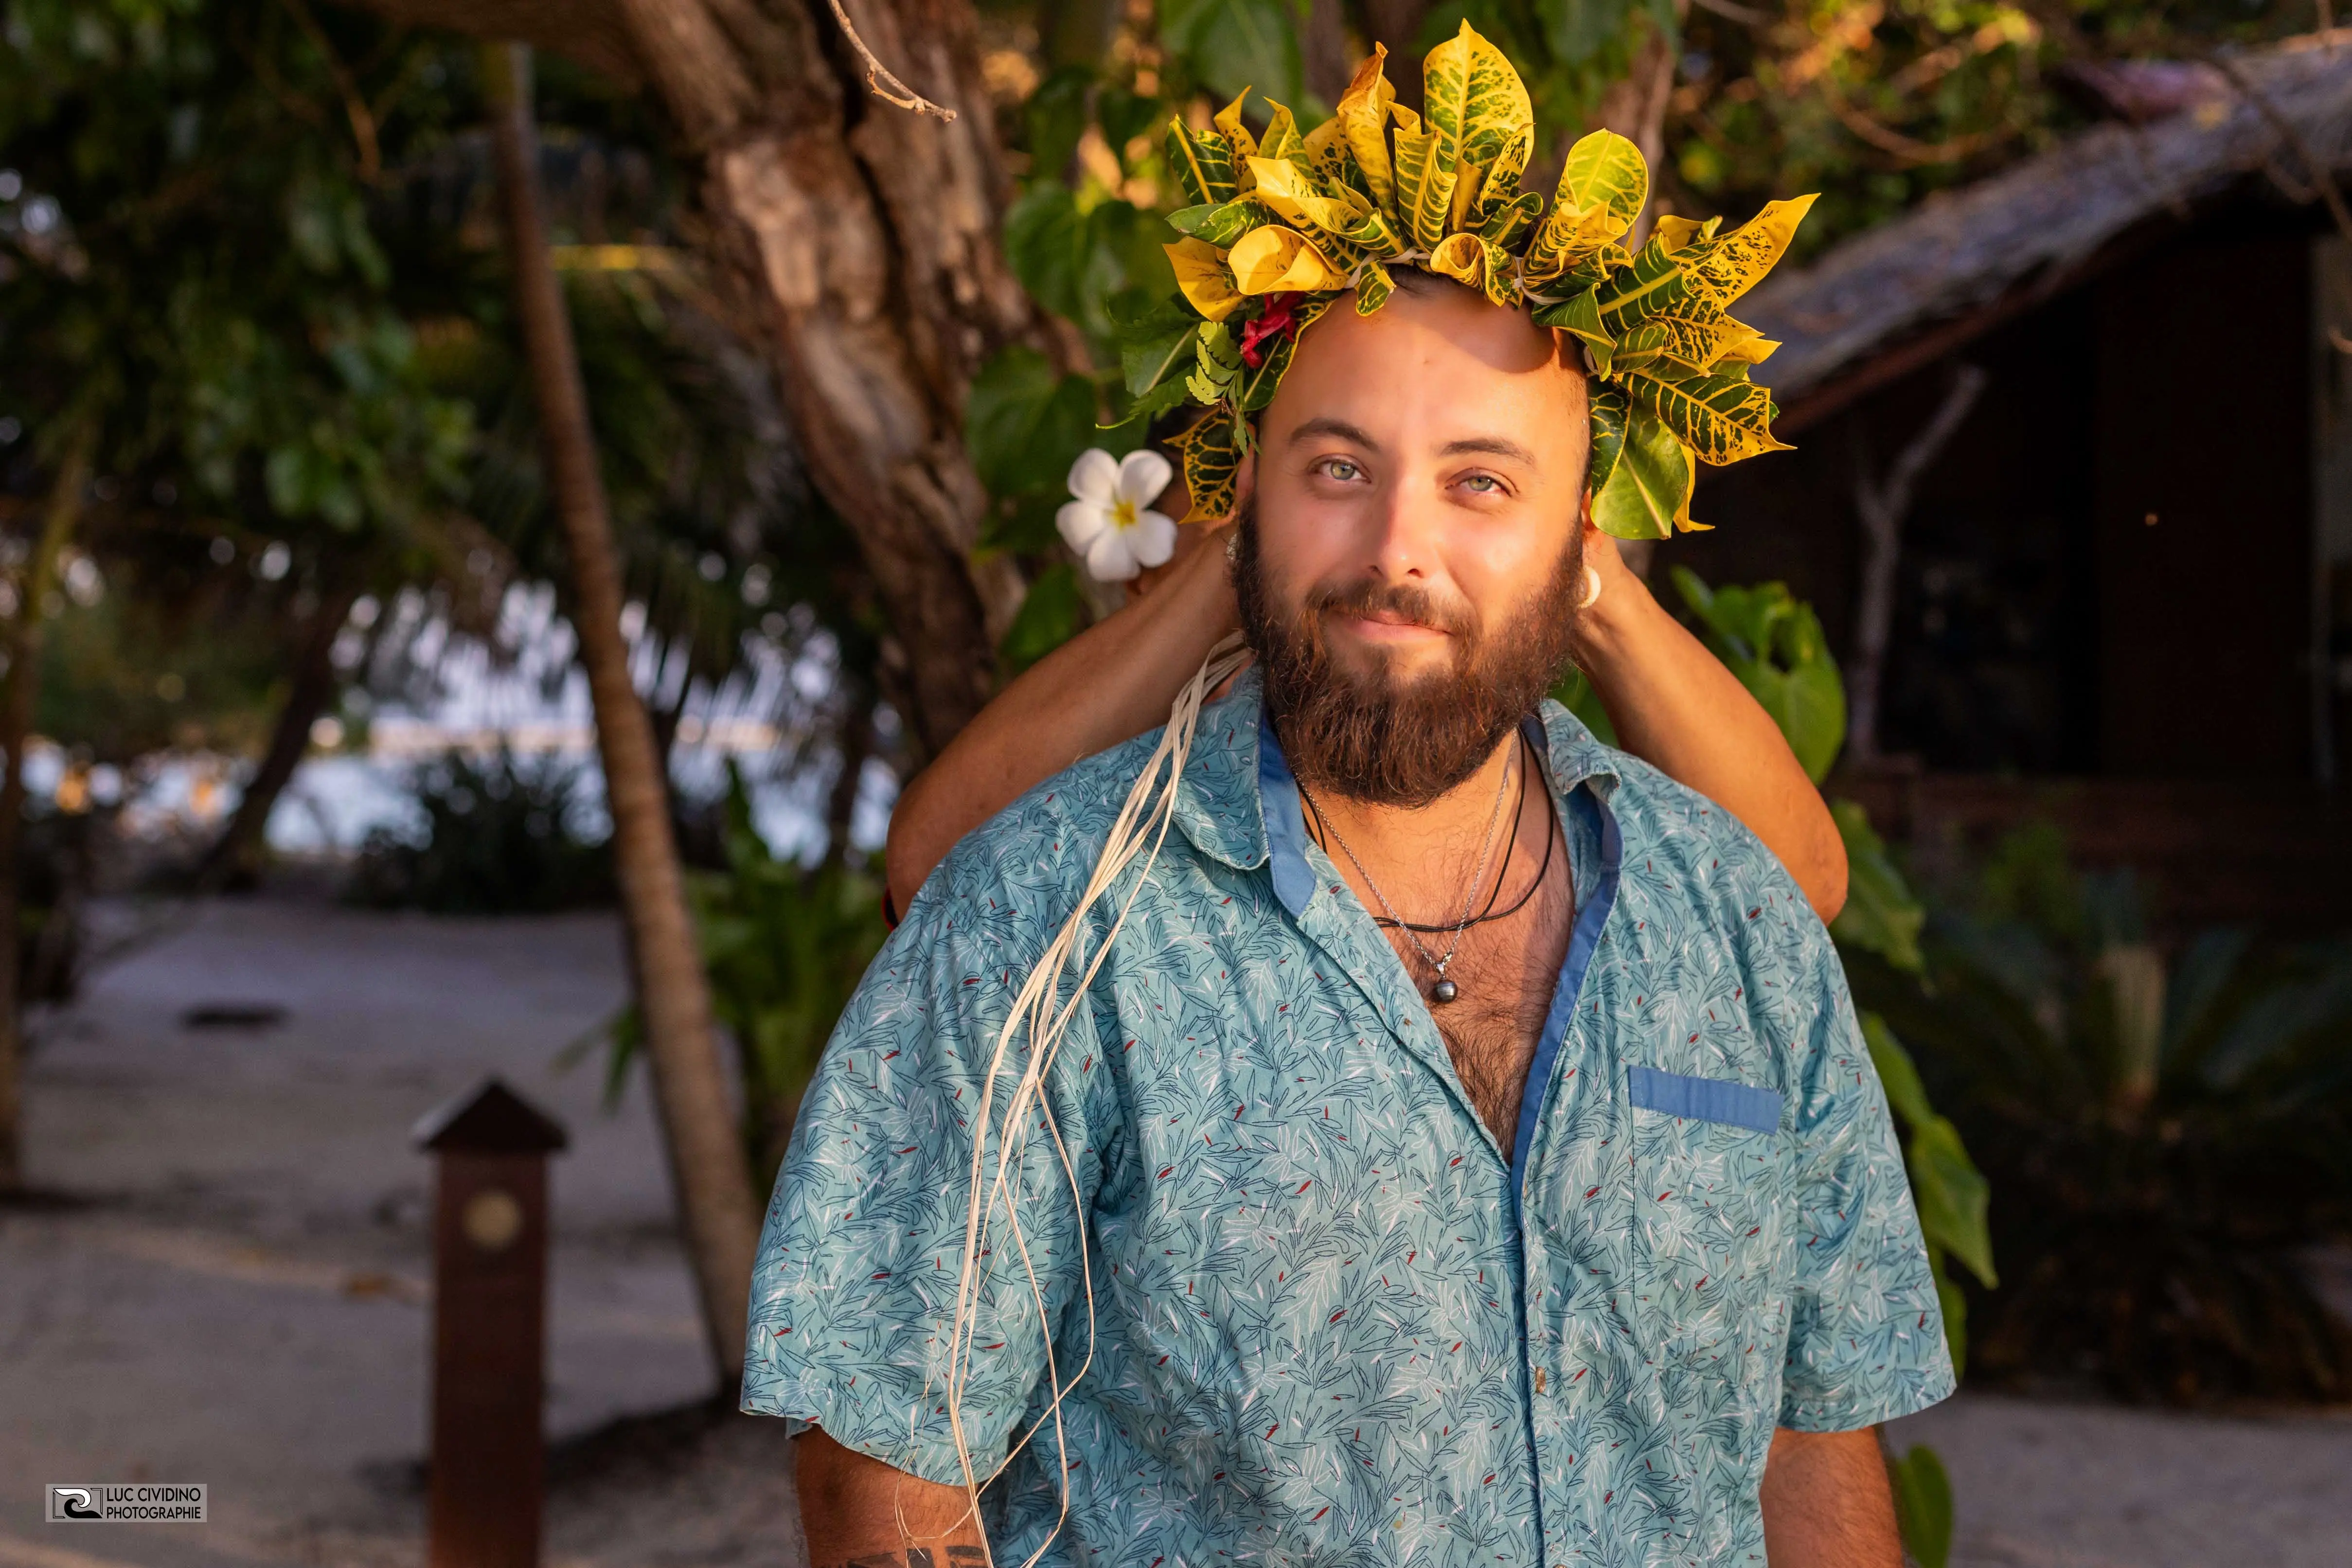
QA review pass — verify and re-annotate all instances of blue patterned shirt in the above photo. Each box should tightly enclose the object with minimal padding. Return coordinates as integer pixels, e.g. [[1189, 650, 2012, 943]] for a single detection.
[[743, 673, 1952, 1567]]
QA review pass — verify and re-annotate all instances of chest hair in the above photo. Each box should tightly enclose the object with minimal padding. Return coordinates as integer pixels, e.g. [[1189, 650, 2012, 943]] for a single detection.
[[1374, 842, 1575, 1160]]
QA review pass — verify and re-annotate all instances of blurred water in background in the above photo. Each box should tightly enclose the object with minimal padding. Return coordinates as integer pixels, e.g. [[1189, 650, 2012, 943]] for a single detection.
[[36, 581, 898, 869]]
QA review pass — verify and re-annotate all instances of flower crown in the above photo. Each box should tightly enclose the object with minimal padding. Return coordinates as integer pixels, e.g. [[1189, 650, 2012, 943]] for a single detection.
[[1132, 24, 1816, 539]]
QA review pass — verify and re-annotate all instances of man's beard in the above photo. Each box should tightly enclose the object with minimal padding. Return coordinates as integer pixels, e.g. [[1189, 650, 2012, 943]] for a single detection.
[[1232, 495, 1585, 808]]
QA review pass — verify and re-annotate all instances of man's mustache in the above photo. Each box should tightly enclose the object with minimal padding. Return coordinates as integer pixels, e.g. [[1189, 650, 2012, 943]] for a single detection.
[[1303, 579, 1480, 641]]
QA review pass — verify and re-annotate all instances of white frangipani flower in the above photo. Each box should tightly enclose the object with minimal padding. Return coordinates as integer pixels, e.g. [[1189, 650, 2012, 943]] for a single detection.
[[1056, 448, 1176, 583]]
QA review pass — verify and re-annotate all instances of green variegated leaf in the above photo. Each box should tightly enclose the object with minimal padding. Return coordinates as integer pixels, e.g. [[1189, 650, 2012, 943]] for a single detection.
[[1248, 159, 1366, 246], [1447, 25, 1532, 232], [1165, 118, 1237, 206], [1336, 200, 1408, 259], [1621, 361, 1788, 465], [1171, 404, 1242, 523], [1168, 198, 1273, 248], [1586, 384, 1628, 497], [1427, 232, 1518, 307], [1531, 285, 1611, 376], [1594, 236, 1695, 338], [1186, 319, 1243, 404], [1355, 261, 1395, 314], [1557, 128, 1648, 231], [1591, 405, 1692, 539], [1476, 188, 1543, 252], [1612, 315, 1763, 375], [1238, 295, 1331, 410], [1523, 199, 1621, 286], [1212, 89, 1259, 160], [1391, 121, 1457, 253]]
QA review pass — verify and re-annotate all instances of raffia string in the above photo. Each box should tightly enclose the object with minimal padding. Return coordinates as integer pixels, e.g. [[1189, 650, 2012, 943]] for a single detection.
[[927, 633, 1251, 1565]]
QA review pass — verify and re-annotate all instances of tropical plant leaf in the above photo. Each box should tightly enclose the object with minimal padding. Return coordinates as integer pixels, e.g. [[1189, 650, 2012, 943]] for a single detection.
[[1593, 234, 1694, 338], [1524, 199, 1624, 287], [1335, 44, 1399, 220], [1301, 113, 1353, 191], [1585, 383, 1628, 495], [1212, 88, 1261, 160], [1887, 1444, 1955, 1568], [1613, 314, 1769, 376], [1238, 296, 1330, 410], [1560, 129, 1649, 230], [1355, 261, 1395, 314], [1675, 195, 1817, 313], [1248, 158, 1366, 242], [1621, 361, 1788, 465], [1909, 1114, 1999, 1290], [1532, 283, 1611, 374], [1171, 404, 1242, 522], [1476, 188, 1544, 252], [1257, 98, 1303, 162], [1168, 197, 1272, 249], [1445, 24, 1533, 230], [1650, 212, 1721, 253], [1427, 232, 1519, 307], [1226, 224, 1349, 294], [1832, 801, 1926, 970], [1590, 404, 1690, 539], [998, 560, 1087, 675], [965, 346, 1094, 499], [1861, 1011, 1935, 1131], [1391, 119, 1458, 253], [1186, 318, 1243, 403], [1164, 116, 1237, 207], [1466, 123, 1533, 229], [1165, 236, 1243, 321]]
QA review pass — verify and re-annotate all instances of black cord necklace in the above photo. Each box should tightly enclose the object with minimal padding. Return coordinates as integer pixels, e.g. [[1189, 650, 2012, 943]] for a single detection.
[[1301, 731, 1557, 937]]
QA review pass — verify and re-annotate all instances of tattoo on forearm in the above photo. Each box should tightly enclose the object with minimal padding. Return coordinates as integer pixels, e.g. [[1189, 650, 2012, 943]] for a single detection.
[[824, 1550, 988, 1568]]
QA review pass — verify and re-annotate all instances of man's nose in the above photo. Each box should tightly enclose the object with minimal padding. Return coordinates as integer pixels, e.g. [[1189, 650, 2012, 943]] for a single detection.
[[1362, 471, 1444, 584]]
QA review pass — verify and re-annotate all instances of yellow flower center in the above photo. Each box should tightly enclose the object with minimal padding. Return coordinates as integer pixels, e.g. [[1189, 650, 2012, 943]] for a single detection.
[[1110, 498, 1138, 531]]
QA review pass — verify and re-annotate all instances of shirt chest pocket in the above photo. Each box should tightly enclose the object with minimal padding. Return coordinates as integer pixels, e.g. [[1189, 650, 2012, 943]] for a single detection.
[[1624, 1066, 1790, 1382]]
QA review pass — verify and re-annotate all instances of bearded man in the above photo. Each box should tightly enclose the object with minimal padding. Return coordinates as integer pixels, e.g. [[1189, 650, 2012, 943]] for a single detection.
[[747, 36, 1951, 1564], [744, 270, 1951, 1568]]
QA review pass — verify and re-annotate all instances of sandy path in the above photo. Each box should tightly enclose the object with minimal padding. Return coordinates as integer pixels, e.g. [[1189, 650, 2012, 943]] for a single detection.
[[1, 895, 2346, 1567]]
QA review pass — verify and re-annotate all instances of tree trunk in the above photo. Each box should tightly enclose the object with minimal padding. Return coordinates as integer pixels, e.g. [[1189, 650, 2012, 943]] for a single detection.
[[0, 431, 90, 1193], [1848, 364, 1987, 763], [349, 0, 1051, 762], [195, 583, 364, 892], [484, 42, 762, 1385]]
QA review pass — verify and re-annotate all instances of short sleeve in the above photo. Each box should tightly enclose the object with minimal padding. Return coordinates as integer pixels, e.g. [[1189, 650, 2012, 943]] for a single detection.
[[738, 869, 1109, 1485], [1776, 951, 1957, 1431]]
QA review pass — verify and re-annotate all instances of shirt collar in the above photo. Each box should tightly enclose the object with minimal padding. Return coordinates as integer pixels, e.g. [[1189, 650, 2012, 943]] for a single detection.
[[1169, 666, 1625, 915]]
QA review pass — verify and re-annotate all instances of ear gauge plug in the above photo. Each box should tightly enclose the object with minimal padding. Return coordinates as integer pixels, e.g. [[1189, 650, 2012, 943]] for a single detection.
[[1577, 566, 1603, 609]]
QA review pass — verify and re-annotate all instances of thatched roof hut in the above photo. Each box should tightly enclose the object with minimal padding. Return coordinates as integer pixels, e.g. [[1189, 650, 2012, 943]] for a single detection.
[[1746, 31, 2352, 428], [1674, 35, 2352, 928]]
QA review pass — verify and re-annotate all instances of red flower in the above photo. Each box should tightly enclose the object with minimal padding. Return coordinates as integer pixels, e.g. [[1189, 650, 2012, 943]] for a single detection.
[[1238, 293, 1304, 369]]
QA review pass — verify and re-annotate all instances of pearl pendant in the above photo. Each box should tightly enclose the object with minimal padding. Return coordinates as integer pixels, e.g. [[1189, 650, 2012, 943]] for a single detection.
[[1432, 977, 1459, 1004]]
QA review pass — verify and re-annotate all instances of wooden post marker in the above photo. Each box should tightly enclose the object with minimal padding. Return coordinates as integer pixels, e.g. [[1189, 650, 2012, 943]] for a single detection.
[[413, 1078, 569, 1568]]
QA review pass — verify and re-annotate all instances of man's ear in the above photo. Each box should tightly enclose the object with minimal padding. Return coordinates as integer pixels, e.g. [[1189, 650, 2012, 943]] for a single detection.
[[1231, 449, 1257, 517]]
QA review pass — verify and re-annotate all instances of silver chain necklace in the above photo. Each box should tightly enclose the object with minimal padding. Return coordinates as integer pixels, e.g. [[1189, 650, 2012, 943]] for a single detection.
[[1301, 746, 1516, 1005]]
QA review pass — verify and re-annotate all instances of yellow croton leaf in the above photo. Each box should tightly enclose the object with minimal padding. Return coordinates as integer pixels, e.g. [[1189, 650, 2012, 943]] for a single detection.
[[1257, 99, 1304, 163], [1677, 194, 1817, 313], [1301, 114, 1352, 190], [1227, 225, 1350, 294], [1336, 45, 1399, 220], [1248, 157, 1365, 241], [1392, 122, 1456, 253], [1165, 237, 1243, 321], [1622, 363, 1792, 465], [1445, 24, 1533, 232], [1213, 89, 1260, 158], [1427, 232, 1519, 308], [1171, 405, 1242, 524], [1650, 214, 1712, 253], [1558, 128, 1649, 229], [1524, 129, 1646, 285]]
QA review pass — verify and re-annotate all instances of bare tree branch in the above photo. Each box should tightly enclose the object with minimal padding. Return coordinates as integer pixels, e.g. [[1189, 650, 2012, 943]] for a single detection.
[[825, 0, 956, 120]]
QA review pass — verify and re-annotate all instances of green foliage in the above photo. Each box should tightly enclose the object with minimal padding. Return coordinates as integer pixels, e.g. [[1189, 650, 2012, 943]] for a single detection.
[[585, 766, 889, 1187], [1862, 1011, 1996, 1378], [1885, 1442, 1955, 1568], [998, 561, 1088, 676], [1668, 567, 1846, 782], [1158, 0, 1313, 111], [1829, 799, 1924, 973], [346, 749, 615, 914], [1848, 825, 2352, 1403]]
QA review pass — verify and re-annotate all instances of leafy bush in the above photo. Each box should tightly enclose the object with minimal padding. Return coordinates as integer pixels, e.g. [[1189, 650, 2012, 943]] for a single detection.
[[1849, 825, 2352, 1404], [585, 765, 887, 1189], [346, 749, 614, 914]]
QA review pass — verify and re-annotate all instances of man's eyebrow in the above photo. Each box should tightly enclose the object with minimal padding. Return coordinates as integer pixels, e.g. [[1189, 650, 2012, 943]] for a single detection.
[[1440, 436, 1538, 464], [1287, 416, 1380, 449]]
